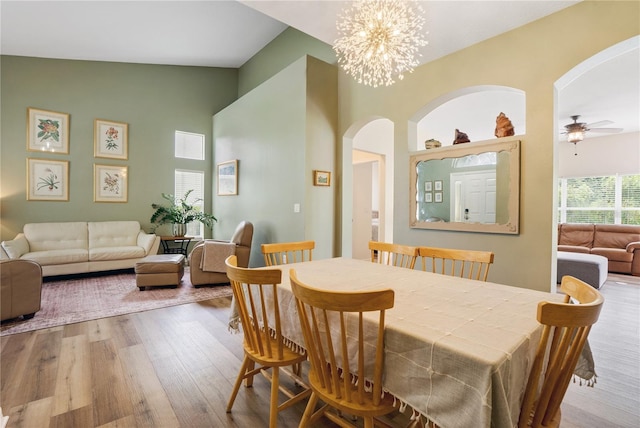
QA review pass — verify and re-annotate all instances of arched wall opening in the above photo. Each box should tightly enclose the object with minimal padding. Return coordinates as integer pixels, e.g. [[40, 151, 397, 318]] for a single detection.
[[341, 117, 394, 258], [408, 85, 526, 151]]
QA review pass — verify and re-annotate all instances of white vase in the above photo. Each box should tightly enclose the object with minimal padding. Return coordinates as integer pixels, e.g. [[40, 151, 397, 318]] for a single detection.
[[173, 223, 187, 237]]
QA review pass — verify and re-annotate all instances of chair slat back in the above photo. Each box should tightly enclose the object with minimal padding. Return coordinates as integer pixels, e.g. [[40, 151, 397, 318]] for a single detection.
[[518, 275, 604, 428], [289, 269, 394, 408], [262, 240, 315, 266], [419, 246, 494, 281], [369, 241, 418, 269], [225, 255, 285, 360]]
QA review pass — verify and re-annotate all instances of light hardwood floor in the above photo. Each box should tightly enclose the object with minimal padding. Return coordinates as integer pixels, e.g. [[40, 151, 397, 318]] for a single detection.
[[1, 275, 639, 428]]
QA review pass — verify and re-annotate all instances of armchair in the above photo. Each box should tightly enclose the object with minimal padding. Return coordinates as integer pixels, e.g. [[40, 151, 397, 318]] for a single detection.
[[188, 221, 253, 286], [1, 259, 42, 321]]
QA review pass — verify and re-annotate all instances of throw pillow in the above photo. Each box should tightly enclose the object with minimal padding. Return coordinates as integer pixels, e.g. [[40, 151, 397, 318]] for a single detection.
[[1, 235, 29, 259]]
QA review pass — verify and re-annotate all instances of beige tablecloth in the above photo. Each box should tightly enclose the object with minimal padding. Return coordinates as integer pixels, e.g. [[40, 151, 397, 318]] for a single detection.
[[231, 257, 566, 428]]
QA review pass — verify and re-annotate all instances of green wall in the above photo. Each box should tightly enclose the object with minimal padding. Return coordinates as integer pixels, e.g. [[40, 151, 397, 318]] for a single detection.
[[214, 56, 338, 267], [238, 27, 335, 97], [1, 56, 238, 241]]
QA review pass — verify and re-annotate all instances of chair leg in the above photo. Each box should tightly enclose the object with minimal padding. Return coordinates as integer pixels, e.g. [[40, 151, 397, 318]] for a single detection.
[[245, 360, 256, 387], [226, 355, 252, 412], [364, 416, 374, 428], [269, 367, 280, 428], [299, 392, 319, 427]]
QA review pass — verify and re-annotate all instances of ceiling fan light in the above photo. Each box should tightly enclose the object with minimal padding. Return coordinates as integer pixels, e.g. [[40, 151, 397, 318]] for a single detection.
[[567, 130, 584, 143]]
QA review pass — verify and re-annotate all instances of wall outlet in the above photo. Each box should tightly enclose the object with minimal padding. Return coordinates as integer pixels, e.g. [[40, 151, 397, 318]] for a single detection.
[[294, 203, 300, 213]]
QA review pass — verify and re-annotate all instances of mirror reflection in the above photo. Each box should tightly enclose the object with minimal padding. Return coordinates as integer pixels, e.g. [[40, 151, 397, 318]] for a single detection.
[[410, 139, 520, 234]]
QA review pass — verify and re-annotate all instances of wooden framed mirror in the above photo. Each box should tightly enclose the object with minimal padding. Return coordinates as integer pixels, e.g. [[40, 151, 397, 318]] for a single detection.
[[410, 138, 520, 234]]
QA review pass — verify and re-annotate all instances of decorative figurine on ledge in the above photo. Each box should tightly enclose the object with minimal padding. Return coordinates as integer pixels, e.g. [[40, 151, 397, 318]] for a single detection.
[[495, 112, 515, 137], [424, 138, 441, 149], [453, 129, 470, 144]]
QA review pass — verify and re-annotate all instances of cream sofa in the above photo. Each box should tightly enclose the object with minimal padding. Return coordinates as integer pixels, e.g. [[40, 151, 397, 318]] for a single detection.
[[1, 221, 160, 277]]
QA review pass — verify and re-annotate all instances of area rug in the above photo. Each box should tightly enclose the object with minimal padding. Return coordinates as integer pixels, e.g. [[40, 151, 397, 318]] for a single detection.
[[0, 268, 232, 336]]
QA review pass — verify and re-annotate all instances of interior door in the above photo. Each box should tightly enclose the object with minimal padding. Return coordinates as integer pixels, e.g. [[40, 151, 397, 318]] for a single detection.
[[450, 171, 496, 223]]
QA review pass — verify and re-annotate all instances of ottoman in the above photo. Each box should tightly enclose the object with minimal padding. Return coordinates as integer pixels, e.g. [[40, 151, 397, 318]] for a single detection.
[[557, 251, 608, 289], [135, 254, 185, 290]]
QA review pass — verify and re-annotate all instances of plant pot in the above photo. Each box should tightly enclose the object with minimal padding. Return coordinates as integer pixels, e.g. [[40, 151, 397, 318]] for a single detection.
[[173, 223, 187, 237]]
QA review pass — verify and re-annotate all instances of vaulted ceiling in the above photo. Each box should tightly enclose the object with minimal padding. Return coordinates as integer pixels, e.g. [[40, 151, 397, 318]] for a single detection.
[[1, 1, 638, 137]]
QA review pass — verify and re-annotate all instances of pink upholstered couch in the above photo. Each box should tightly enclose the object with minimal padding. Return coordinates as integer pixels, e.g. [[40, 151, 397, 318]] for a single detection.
[[558, 223, 640, 276]]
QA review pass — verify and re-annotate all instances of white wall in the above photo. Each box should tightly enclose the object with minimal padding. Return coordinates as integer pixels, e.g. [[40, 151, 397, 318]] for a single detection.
[[558, 132, 640, 177]]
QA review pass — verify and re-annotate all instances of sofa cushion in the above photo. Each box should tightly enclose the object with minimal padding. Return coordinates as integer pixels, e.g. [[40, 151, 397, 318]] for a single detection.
[[24, 222, 88, 252], [21, 249, 88, 266], [2, 234, 30, 258], [593, 224, 640, 249], [558, 245, 591, 254], [558, 224, 595, 247], [89, 246, 146, 261], [591, 247, 633, 263], [88, 221, 140, 249]]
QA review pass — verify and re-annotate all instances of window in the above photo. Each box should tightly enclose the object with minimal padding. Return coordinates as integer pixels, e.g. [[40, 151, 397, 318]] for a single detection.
[[175, 131, 205, 160], [174, 130, 207, 237], [558, 174, 640, 224], [175, 169, 205, 238]]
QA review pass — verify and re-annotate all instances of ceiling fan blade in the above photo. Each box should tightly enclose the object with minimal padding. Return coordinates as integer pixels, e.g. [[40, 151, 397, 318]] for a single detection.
[[586, 120, 614, 128], [588, 127, 624, 133]]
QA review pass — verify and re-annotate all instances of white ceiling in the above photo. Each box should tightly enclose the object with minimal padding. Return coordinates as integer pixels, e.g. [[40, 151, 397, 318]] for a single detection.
[[1, 1, 638, 138]]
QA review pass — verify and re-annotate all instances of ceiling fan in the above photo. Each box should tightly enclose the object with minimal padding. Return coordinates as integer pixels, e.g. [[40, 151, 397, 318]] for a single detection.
[[562, 115, 624, 155]]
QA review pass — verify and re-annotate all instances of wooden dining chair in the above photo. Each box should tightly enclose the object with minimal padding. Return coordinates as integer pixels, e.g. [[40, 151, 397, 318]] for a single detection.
[[224, 256, 311, 428], [369, 241, 419, 269], [419, 246, 495, 281], [289, 268, 397, 428], [518, 275, 604, 428], [262, 240, 315, 266]]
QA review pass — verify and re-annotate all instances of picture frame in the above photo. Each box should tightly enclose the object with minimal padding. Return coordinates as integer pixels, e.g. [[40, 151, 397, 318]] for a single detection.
[[435, 192, 443, 203], [434, 180, 443, 191], [27, 158, 69, 201], [424, 181, 432, 192], [95, 119, 128, 159], [425, 192, 433, 203], [217, 160, 238, 196], [94, 164, 128, 202], [313, 170, 331, 186], [27, 107, 70, 154]]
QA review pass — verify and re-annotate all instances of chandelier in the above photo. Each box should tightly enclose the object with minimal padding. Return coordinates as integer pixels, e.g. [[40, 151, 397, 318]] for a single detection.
[[333, 0, 428, 88]]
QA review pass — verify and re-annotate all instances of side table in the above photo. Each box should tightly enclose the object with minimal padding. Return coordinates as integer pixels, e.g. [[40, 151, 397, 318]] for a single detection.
[[159, 236, 193, 256]]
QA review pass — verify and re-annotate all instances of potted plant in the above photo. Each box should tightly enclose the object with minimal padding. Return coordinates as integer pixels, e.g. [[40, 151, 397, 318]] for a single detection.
[[150, 189, 217, 236]]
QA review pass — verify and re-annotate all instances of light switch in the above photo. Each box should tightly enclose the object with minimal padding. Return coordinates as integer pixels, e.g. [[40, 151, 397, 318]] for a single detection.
[[294, 203, 300, 213]]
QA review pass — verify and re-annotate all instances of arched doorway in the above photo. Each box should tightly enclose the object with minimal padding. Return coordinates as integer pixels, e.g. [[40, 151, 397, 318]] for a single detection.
[[341, 118, 394, 258]]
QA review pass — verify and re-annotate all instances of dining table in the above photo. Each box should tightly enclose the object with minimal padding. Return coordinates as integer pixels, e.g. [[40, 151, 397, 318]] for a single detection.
[[230, 257, 566, 428]]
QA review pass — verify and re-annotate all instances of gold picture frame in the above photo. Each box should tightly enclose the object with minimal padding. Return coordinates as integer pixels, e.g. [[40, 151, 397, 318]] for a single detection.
[[313, 170, 331, 186], [27, 158, 69, 201], [94, 119, 128, 159], [94, 164, 128, 202], [27, 107, 70, 154]]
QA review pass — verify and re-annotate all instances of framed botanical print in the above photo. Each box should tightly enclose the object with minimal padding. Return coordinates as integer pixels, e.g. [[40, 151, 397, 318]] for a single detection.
[[217, 160, 238, 196], [27, 108, 70, 154], [94, 164, 128, 202], [94, 119, 128, 159], [27, 158, 69, 201]]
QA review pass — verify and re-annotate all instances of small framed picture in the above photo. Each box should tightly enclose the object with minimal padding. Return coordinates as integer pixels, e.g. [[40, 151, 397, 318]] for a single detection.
[[313, 170, 331, 186], [434, 180, 443, 191], [424, 181, 432, 192], [425, 192, 433, 203], [217, 160, 238, 196], [435, 192, 443, 203], [95, 119, 128, 159], [27, 108, 70, 154], [27, 158, 69, 201], [94, 164, 128, 202]]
